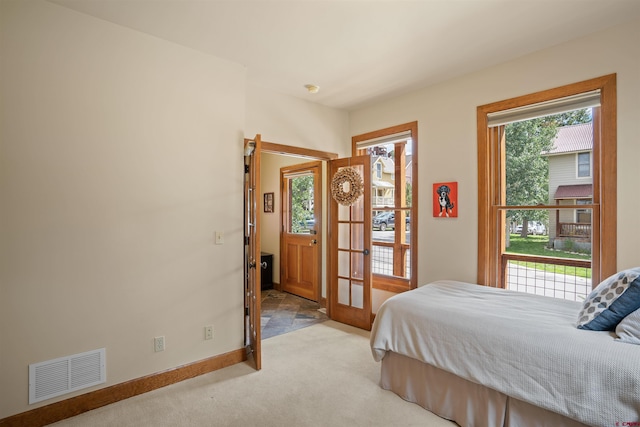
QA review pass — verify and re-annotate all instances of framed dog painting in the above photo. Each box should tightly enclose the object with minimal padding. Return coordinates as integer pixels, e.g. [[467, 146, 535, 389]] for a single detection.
[[433, 182, 458, 218]]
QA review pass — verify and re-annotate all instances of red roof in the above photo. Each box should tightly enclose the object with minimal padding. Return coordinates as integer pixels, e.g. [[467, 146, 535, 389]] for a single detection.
[[554, 184, 592, 199], [546, 122, 593, 155]]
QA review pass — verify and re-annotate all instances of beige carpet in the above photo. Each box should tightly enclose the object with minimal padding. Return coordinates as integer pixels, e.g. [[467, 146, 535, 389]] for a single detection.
[[50, 320, 456, 427]]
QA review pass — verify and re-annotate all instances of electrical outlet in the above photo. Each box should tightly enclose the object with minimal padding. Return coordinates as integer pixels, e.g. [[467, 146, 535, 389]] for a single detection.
[[204, 325, 213, 340], [154, 336, 165, 352]]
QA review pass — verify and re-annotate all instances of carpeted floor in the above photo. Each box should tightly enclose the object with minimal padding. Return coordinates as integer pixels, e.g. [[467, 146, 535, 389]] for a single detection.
[[49, 320, 456, 427]]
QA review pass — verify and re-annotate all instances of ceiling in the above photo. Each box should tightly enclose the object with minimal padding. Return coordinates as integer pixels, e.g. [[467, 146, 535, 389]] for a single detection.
[[49, 0, 640, 111]]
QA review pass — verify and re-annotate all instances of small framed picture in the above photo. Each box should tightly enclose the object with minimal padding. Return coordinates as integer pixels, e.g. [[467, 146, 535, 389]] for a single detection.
[[264, 192, 274, 213], [433, 182, 458, 218]]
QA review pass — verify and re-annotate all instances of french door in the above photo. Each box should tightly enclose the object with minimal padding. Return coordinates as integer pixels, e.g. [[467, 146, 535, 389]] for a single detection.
[[244, 135, 261, 370], [328, 155, 372, 330]]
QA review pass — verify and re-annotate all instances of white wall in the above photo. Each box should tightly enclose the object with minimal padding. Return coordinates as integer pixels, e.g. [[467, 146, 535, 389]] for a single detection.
[[0, 0, 246, 418], [0, 2, 351, 418], [246, 84, 350, 156], [350, 17, 640, 291]]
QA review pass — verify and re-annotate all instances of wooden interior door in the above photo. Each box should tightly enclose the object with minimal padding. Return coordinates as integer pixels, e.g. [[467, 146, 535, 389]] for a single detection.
[[280, 161, 321, 301], [244, 135, 261, 370], [328, 155, 372, 330]]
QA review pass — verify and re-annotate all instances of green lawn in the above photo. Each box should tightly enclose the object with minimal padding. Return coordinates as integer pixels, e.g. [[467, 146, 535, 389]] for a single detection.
[[506, 234, 591, 279]]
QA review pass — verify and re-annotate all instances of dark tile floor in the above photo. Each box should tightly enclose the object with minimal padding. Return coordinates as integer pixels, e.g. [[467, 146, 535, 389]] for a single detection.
[[260, 289, 328, 339]]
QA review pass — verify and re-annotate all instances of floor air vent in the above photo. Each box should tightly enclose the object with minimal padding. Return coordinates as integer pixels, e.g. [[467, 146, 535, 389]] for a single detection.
[[29, 348, 106, 404]]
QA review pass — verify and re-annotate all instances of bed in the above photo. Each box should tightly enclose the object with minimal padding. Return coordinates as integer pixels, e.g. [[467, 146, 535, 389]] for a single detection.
[[370, 279, 640, 427]]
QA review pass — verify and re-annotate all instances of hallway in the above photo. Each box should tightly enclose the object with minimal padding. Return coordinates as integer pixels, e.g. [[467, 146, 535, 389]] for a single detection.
[[260, 290, 328, 339]]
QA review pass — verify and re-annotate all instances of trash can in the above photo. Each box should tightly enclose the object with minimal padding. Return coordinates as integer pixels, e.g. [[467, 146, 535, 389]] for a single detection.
[[260, 252, 273, 290]]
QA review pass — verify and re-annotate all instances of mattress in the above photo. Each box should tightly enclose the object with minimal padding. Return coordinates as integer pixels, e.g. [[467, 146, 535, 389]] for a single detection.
[[381, 351, 589, 427], [370, 280, 640, 427]]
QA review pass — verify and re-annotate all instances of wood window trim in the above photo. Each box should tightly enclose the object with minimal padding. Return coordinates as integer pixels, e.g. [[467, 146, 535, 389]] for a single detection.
[[280, 160, 322, 233], [352, 121, 418, 291], [477, 74, 617, 288]]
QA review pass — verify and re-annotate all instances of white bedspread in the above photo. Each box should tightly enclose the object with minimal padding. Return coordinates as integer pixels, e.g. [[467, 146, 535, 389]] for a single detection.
[[370, 280, 640, 427]]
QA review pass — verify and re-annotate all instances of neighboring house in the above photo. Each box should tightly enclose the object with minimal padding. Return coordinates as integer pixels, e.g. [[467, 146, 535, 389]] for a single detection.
[[370, 153, 413, 211], [371, 155, 395, 209], [544, 122, 593, 251]]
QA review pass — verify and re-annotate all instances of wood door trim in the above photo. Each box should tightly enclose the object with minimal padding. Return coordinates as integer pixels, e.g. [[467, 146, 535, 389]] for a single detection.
[[248, 137, 337, 311], [244, 138, 338, 161], [261, 140, 338, 160]]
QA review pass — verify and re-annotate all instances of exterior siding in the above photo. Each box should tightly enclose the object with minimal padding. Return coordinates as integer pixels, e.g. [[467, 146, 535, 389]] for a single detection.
[[547, 152, 592, 240]]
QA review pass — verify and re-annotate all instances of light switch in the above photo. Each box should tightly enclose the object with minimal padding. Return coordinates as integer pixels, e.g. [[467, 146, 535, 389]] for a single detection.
[[215, 231, 224, 245]]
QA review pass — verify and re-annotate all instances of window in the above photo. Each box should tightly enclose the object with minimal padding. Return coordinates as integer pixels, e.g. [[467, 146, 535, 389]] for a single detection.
[[284, 173, 315, 234], [353, 122, 418, 292], [477, 75, 616, 299], [576, 199, 592, 223], [577, 152, 591, 178]]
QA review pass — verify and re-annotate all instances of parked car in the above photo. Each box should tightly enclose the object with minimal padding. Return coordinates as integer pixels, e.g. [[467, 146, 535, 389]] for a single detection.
[[515, 221, 546, 235], [530, 221, 546, 235], [372, 212, 410, 231], [297, 218, 315, 231]]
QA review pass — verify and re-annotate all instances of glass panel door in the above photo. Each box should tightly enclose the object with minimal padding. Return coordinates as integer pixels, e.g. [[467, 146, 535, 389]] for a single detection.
[[328, 156, 372, 330]]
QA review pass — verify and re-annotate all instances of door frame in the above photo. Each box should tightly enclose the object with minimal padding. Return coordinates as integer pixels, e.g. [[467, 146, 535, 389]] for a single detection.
[[254, 139, 338, 312]]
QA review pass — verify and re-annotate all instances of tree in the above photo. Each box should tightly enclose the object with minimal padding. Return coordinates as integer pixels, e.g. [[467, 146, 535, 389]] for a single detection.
[[550, 109, 591, 126], [506, 109, 591, 238], [290, 175, 314, 233]]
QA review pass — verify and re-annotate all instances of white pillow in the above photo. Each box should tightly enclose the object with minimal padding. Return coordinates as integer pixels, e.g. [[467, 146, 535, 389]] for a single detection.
[[615, 307, 640, 345]]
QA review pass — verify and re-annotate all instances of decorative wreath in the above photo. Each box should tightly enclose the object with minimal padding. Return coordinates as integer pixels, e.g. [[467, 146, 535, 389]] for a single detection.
[[331, 167, 364, 206]]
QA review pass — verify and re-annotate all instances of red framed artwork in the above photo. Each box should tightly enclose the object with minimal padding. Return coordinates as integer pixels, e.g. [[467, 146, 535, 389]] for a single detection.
[[433, 182, 457, 218]]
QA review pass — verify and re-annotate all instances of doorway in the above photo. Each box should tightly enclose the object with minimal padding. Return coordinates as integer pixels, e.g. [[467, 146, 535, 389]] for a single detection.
[[260, 289, 328, 339], [256, 141, 338, 341]]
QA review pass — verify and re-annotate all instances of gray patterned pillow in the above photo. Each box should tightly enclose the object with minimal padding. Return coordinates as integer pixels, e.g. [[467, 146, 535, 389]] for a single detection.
[[615, 307, 640, 345], [576, 267, 640, 331]]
